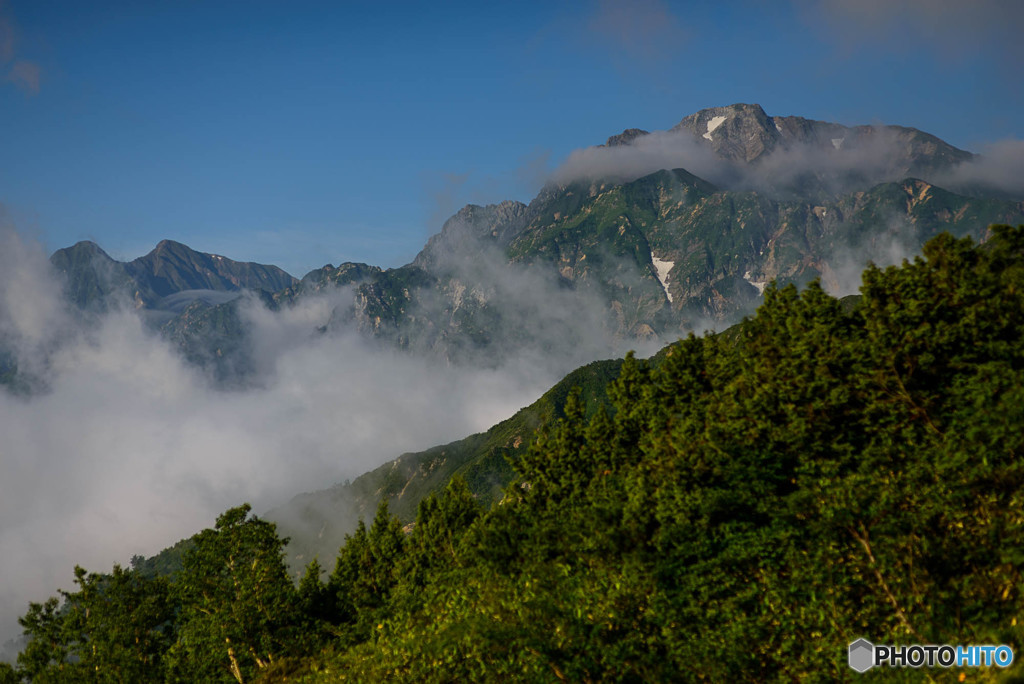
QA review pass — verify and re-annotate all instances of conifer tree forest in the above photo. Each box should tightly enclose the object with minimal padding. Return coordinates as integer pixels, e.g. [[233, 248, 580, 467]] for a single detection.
[[6, 226, 1024, 682]]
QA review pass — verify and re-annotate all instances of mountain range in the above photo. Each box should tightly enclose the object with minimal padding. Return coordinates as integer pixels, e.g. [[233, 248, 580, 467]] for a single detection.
[[32, 105, 1023, 384], [14, 105, 1015, 581], [10, 103, 1024, 565], [50, 238, 296, 312], [2, 105, 1024, 679]]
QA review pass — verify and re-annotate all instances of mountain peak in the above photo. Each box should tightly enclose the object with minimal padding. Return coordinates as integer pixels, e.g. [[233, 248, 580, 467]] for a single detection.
[[150, 239, 197, 258], [663, 104, 975, 192], [672, 103, 778, 163], [685, 102, 768, 121], [129, 240, 296, 298], [603, 128, 650, 147], [52, 240, 115, 263], [49, 241, 133, 310], [413, 200, 530, 272]]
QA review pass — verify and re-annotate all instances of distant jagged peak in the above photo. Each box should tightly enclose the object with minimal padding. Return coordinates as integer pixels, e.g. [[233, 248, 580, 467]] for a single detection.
[[144, 239, 240, 268], [153, 238, 187, 252], [769, 113, 849, 147], [672, 103, 781, 163], [640, 166, 719, 195], [287, 261, 382, 299], [137, 239, 292, 273], [445, 199, 529, 229], [603, 128, 650, 147], [50, 239, 117, 264], [674, 102, 771, 132], [147, 238, 208, 260], [414, 200, 530, 272], [670, 103, 973, 170], [126, 239, 296, 297], [63, 238, 106, 252], [48, 240, 141, 311]]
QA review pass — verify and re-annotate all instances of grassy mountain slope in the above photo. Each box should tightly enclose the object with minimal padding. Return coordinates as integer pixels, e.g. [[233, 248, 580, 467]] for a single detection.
[[270, 358, 624, 572]]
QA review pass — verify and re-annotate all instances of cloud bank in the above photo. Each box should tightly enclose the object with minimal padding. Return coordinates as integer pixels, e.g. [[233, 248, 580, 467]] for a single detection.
[[551, 115, 1023, 203], [936, 139, 1024, 199], [550, 124, 952, 197], [551, 129, 726, 188], [0, 227, 570, 654]]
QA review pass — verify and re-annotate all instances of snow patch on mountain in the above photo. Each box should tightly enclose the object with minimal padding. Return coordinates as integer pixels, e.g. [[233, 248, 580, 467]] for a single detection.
[[651, 254, 674, 302], [744, 270, 769, 295], [703, 116, 727, 141]]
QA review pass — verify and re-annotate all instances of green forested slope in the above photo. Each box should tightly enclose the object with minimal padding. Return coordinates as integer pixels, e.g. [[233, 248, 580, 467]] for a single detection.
[[9, 226, 1024, 683], [271, 358, 624, 574]]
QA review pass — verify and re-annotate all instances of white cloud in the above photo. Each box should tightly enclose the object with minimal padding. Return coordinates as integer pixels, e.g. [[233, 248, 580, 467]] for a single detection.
[[551, 128, 727, 187], [0, 227, 564, 651], [935, 138, 1024, 198]]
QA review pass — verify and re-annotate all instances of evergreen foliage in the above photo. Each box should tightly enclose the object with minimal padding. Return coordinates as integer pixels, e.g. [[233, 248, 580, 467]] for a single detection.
[[11, 226, 1024, 681]]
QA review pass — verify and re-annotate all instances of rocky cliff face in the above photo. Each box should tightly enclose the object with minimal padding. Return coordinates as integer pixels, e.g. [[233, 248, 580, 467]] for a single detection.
[[673, 103, 973, 171], [412, 200, 529, 273], [325, 167, 1024, 362], [273, 262, 383, 305], [603, 128, 650, 147], [668, 103, 975, 199], [504, 168, 1024, 326], [674, 103, 782, 164]]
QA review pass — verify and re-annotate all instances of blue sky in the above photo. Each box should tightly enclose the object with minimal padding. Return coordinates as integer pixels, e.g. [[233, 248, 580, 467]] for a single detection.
[[1, 0, 1021, 277]]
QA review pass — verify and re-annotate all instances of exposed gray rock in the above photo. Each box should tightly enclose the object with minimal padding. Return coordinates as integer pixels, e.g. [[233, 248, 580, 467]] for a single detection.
[[603, 128, 650, 147]]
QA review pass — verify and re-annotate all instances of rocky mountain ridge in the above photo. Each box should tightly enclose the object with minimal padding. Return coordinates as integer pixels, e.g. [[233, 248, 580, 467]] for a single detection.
[[35, 104, 1024, 382], [673, 102, 971, 168], [49, 239, 297, 312]]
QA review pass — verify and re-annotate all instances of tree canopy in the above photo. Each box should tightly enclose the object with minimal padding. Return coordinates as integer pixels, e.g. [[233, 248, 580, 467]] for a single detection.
[[10, 226, 1024, 681]]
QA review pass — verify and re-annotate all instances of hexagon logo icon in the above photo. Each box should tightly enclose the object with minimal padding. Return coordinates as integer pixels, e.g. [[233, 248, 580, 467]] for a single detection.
[[849, 638, 875, 672]]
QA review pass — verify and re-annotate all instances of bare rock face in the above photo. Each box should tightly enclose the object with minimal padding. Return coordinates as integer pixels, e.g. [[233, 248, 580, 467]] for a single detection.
[[673, 103, 974, 184], [50, 239, 298, 311], [673, 103, 781, 163], [413, 200, 530, 273], [128, 239, 297, 298], [603, 128, 650, 147]]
